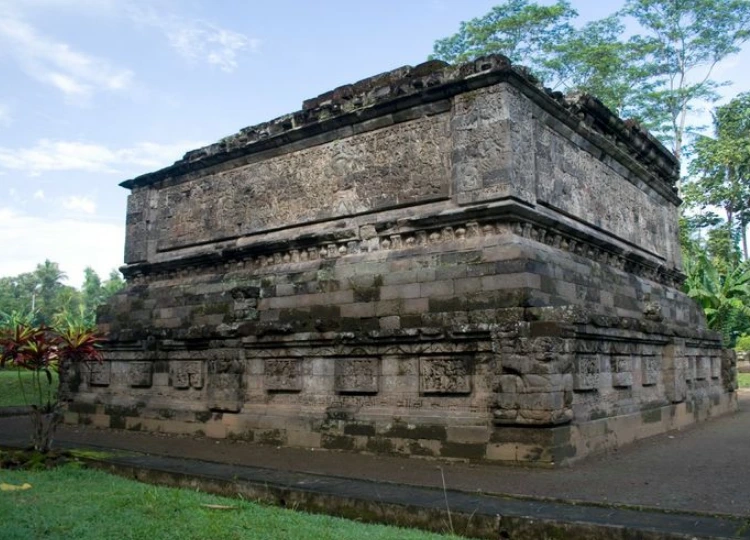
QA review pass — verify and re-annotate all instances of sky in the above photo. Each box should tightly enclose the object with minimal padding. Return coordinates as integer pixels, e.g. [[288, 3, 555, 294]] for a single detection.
[[1, 0, 749, 288]]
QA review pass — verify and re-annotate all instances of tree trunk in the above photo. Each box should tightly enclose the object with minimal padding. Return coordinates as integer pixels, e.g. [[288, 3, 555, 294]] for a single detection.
[[29, 404, 62, 453]]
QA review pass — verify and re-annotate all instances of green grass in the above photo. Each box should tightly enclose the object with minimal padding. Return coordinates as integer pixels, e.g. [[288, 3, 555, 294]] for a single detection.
[[738, 373, 750, 388], [0, 369, 57, 408], [0, 465, 461, 540]]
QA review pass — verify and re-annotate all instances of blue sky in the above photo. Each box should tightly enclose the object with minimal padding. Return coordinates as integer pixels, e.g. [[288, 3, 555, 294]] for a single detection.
[[1, 0, 748, 287]]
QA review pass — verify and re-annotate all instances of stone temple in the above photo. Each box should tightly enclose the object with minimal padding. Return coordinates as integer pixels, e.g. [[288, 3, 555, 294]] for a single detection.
[[67, 55, 738, 466]]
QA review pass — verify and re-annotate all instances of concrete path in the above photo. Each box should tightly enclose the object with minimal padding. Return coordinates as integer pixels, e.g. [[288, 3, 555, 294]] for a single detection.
[[2, 392, 750, 538]]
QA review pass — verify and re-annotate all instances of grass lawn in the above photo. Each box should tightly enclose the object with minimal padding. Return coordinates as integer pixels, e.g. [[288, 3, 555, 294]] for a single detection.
[[738, 373, 750, 388], [0, 369, 57, 408], [0, 465, 461, 540]]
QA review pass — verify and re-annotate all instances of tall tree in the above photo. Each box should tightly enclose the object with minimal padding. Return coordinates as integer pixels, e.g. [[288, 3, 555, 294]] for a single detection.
[[684, 92, 750, 260], [34, 260, 67, 325], [432, 0, 750, 163], [101, 270, 126, 298], [431, 0, 577, 72], [624, 0, 750, 162], [81, 267, 103, 316], [542, 15, 657, 116]]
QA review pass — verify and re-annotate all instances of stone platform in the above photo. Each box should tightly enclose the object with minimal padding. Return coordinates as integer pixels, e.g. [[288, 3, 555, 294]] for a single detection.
[[68, 55, 738, 466]]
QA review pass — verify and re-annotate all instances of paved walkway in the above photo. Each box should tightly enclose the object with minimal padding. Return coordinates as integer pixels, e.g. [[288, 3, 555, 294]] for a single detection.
[[2, 392, 750, 538]]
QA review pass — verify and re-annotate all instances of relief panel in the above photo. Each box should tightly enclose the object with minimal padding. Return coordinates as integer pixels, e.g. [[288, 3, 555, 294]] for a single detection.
[[573, 354, 599, 391], [535, 123, 675, 264], [334, 358, 379, 394], [207, 358, 244, 412], [641, 355, 660, 386], [419, 356, 472, 395], [89, 362, 111, 387], [265, 358, 303, 392], [171, 361, 203, 389], [128, 361, 153, 388], [155, 114, 451, 251], [611, 356, 633, 388]]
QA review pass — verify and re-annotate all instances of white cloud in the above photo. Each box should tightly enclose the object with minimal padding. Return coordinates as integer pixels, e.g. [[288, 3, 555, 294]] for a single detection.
[[127, 6, 258, 72], [168, 23, 258, 72], [33, 189, 44, 199], [0, 16, 134, 101], [0, 139, 205, 175], [0, 207, 124, 288], [62, 195, 96, 214]]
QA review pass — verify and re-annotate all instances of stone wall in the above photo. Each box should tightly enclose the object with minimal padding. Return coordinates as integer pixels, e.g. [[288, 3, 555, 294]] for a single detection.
[[68, 55, 737, 466]]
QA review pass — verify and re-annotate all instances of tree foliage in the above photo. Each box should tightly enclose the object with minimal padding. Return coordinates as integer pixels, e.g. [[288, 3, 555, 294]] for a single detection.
[[683, 252, 750, 344], [431, 0, 577, 68], [0, 263, 125, 331], [431, 0, 750, 160], [624, 0, 750, 160], [684, 92, 750, 260]]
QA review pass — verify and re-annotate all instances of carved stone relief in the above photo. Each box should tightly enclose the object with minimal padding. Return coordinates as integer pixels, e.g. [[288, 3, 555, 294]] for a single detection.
[[128, 361, 153, 388], [207, 358, 244, 412], [265, 358, 302, 392], [641, 355, 660, 386], [89, 362, 111, 387], [171, 361, 203, 389], [419, 356, 471, 394], [335, 358, 379, 394], [574, 354, 599, 391]]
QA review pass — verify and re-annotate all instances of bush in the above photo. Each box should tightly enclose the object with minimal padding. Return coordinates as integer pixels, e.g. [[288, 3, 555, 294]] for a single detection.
[[736, 335, 750, 352], [0, 325, 102, 452]]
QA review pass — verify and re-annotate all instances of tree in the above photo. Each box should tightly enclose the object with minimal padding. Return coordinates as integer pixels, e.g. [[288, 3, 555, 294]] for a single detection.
[[624, 0, 750, 162], [431, 0, 577, 72], [101, 270, 126, 298], [0, 264, 126, 331], [541, 15, 657, 117], [683, 252, 750, 345], [684, 92, 750, 259], [34, 260, 67, 326], [432, 0, 750, 164]]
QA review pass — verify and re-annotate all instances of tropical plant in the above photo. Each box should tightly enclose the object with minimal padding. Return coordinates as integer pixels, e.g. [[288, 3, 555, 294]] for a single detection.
[[683, 252, 750, 345], [0, 324, 102, 452]]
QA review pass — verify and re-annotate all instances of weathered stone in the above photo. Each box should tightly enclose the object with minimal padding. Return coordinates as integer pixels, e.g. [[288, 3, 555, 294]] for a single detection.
[[334, 358, 379, 394], [265, 359, 303, 392], [128, 362, 153, 388], [72, 54, 736, 467], [419, 356, 472, 394]]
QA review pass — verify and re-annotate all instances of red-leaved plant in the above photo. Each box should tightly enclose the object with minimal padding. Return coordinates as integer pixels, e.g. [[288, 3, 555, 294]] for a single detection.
[[0, 324, 102, 452]]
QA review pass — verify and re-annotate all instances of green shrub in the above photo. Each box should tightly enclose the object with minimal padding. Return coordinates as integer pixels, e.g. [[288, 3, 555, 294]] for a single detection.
[[736, 335, 750, 352]]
